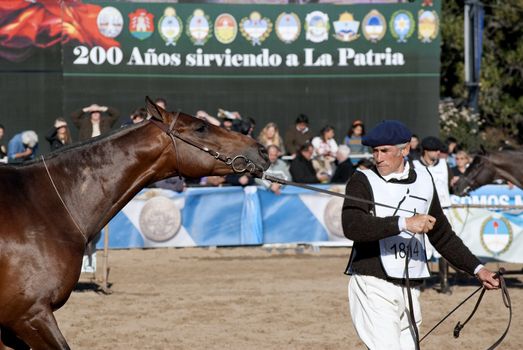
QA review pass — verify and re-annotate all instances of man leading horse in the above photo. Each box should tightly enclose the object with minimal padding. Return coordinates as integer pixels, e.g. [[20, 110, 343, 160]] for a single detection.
[[341, 120, 499, 350]]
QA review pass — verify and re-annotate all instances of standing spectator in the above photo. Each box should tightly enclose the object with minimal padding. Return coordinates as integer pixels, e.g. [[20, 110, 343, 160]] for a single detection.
[[258, 122, 286, 155], [450, 150, 471, 187], [311, 125, 338, 178], [7, 130, 38, 163], [0, 124, 7, 163], [46, 118, 72, 151], [284, 113, 312, 158], [413, 136, 453, 293], [445, 136, 458, 167], [255, 145, 292, 195], [408, 134, 421, 162], [71, 103, 120, 141], [344, 120, 369, 155], [290, 142, 329, 183], [331, 145, 355, 184]]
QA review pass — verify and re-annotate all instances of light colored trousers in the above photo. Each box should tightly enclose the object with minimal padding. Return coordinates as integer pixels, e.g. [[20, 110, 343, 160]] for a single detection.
[[348, 274, 422, 350]]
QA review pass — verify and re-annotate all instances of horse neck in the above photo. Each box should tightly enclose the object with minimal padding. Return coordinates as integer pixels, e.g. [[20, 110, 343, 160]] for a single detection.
[[487, 152, 523, 188], [43, 123, 175, 243]]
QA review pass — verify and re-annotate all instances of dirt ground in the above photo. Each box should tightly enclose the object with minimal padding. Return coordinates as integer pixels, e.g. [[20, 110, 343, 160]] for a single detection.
[[55, 246, 522, 350]]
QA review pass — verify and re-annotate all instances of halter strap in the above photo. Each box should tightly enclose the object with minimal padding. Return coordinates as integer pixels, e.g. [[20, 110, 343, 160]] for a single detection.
[[148, 115, 261, 176], [41, 155, 87, 243]]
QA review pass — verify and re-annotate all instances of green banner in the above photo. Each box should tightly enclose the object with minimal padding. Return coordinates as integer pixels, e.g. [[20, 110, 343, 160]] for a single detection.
[[63, 2, 441, 78]]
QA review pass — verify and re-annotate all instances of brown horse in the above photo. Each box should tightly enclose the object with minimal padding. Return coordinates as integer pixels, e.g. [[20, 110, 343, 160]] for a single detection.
[[453, 148, 523, 196], [0, 97, 269, 349]]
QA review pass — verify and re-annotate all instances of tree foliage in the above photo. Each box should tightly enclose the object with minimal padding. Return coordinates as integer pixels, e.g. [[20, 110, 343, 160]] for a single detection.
[[441, 0, 523, 148]]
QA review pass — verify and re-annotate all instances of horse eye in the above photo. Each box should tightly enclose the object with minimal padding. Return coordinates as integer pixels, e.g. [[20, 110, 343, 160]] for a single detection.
[[195, 123, 207, 133]]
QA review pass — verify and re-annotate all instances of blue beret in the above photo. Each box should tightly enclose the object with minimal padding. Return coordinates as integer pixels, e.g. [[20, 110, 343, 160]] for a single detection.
[[362, 120, 412, 147]]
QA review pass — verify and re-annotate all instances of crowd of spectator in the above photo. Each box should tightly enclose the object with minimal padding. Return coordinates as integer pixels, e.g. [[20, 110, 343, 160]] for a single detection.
[[0, 97, 484, 194]]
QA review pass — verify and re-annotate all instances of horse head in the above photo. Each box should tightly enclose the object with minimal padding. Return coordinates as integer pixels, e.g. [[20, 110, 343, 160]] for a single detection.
[[145, 97, 270, 179], [453, 154, 497, 196]]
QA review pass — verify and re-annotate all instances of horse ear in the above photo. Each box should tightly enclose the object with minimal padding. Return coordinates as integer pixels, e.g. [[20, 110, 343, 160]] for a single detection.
[[145, 96, 165, 121], [479, 144, 488, 155]]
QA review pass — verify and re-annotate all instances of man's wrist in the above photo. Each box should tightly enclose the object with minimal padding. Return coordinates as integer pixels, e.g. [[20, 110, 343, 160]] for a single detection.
[[474, 264, 485, 275], [398, 217, 407, 231]]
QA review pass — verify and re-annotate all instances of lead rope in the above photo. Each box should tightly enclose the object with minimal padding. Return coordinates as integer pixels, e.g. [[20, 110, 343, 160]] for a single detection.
[[41, 155, 87, 243]]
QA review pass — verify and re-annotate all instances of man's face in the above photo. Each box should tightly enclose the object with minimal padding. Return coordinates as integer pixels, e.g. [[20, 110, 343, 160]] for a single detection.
[[268, 147, 279, 163], [296, 122, 308, 132], [90, 112, 101, 122], [423, 149, 440, 165], [301, 145, 314, 160], [372, 144, 409, 176], [0, 128, 4, 140]]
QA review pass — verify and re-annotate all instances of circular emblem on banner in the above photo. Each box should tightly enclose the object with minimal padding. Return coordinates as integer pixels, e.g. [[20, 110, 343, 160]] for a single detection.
[[479, 216, 513, 256], [362, 9, 386, 43], [158, 7, 182, 46], [240, 11, 272, 46], [275, 12, 301, 44], [418, 10, 439, 43], [333, 12, 360, 42], [214, 13, 238, 44], [128, 8, 155, 41], [324, 196, 345, 238], [305, 11, 330, 43], [390, 10, 415, 43], [139, 196, 182, 242], [187, 9, 212, 46], [97, 6, 123, 38]]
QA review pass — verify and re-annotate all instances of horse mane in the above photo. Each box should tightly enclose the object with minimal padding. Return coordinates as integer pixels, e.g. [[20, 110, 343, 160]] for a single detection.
[[0, 122, 146, 168]]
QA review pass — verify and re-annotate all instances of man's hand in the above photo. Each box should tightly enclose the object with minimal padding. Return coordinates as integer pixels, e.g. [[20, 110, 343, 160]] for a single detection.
[[270, 183, 282, 195], [405, 214, 436, 233], [476, 267, 500, 290]]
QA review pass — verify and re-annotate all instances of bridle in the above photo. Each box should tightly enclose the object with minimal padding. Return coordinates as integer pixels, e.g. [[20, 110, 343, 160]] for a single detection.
[[148, 112, 263, 177]]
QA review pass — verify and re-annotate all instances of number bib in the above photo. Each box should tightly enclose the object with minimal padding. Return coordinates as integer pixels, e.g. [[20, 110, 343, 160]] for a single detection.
[[360, 167, 434, 280]]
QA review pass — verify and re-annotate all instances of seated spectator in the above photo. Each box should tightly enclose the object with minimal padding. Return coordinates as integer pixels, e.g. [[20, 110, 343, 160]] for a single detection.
[[408, 134, 421, 162], [7, 130, 38, 163], [290, 142, 329, 183], [0, 124, 7, 163], [195, 110, 221, 126], [450, 150, 471, 187], [284, 113, 312, 158], [330, 145, 355, 184], [343, 120, 369, 154], [258, 122, 286, 154], [71, 103, 120, 141], [255, 145, 292, 195], [311, 125, 338, 178], [46, 118, 72, 151]]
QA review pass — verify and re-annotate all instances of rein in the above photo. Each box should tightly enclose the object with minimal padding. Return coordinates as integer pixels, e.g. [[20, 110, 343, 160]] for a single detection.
[[149, 116, 261, 176], [262, 173, 419, 215], [41, 155, 88, 243], [262, 173, 514, 349]]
